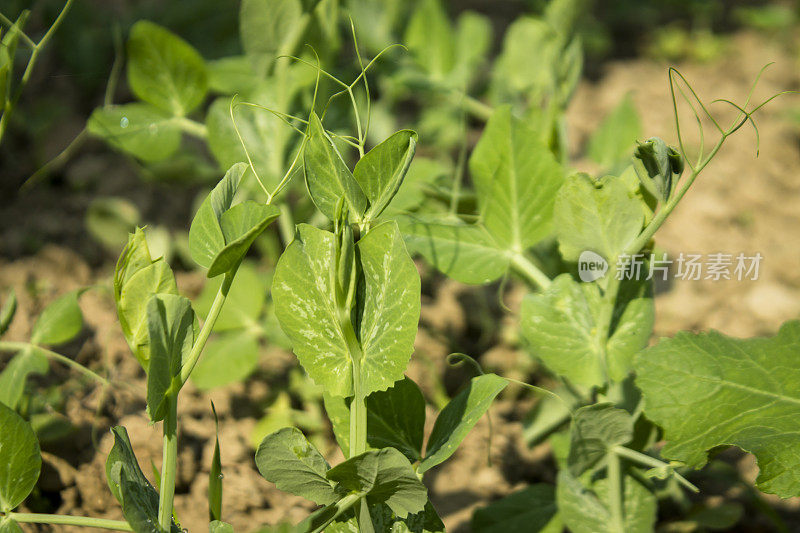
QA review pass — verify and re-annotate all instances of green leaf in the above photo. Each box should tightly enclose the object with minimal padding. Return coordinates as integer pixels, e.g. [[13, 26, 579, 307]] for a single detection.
[[189, 163, 280, 277], [209, 403, 223, 522], [587, 94, 642, 169], [87, 103, 181, 162], [469, 106, 564, 251], [273, 222, 419, 397], [472, 484, 562, 533], [0, 289, 16, 337], [354, 130, 417, 220], [303, 112, 367, 221], [606, 277, 653, 381], [404, 0, 455, 80], [31, 289, 84, 345], [323, 393, 351, 457], [115, 228, 179, 368], [106, 426, 176, 533], [209, 521, 234, 533], [0, 516, 22, 533], [0, 402, 41, 512], [399, 215, 509, 285], [420, 373, 507, 473], [191, 332, 260, 390], [207, 56, 259, 95], [567, 404, 633, 476], [556, 470, 656, 533], [326, 448, 427, 517], [240, 0, 302, 71], [634, 321, 800, 498], [367, 501, 445, 533], [126, 20, 208, 116], [195, 262, 266, 332], [554, 173, 644, 263], [0, 348, 48, 410], [145, 294, 195, 422], [452, 12, 492, 87], [366, 376, 425, 462], [255, 427, 336, 505], [86, 197, 141, 252]]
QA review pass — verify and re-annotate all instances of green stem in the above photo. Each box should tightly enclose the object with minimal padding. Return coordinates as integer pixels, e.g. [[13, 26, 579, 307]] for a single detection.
[[607, 451, 625, 533], [308, 493, 362, 533], [174, 116, 207, 139], [179, 271, 234, 385], [157, 396, 178, 532], [509, 252, 552, 291], [23, 128, 87, 190], [277, 203, 295, 247], [612, 446, 699, 493], [6, 513, 132, 531], [0, 341, 110, 387], [459, 93, 493, 122]]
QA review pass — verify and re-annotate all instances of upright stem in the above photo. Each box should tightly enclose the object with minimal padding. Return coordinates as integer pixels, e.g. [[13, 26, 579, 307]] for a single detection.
[[607, 452, 625, 533], [157, 396, 178, 532], [6, 513, 132, 531]]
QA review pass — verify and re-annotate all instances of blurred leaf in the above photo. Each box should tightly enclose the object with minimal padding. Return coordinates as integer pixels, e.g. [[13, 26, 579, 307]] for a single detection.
[[0, 402, 41, 512], [29, 412, 74, 444], [191, 332, 260, 390], [404, 0, 454, 80], [587, 94, 641, 169], [0, 348, 48, 410], [196, 262, 266, 332], [127, 20, 208, 116], [207, 56, 260, 95], [240, 0, 302, 73], [87, 103, 181, 162], [31, 290, 83, 346], [209, 521, 234, 533], [0, 289, 17, 337], [472, 484, 562, 533], [86, 197, 141, 252]]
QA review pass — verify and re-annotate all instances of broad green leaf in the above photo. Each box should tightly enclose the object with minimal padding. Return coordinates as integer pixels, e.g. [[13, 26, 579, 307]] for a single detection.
[[452, 12, 492, 87], [303, 112, 367, 221], [87, 103, 181, 162], [520, 274, 605, 389], [556, 470, 656, 533], [106, 426, 177, 533], [255, 427, 336, 505], [0, 516, 22, 533], [472, 484, 562, 533], [385, 157, 451, 216], [587, 94, 642, 169], [207, 56, 259, 95], [420, 373, 507, 473], [115, 228, 179, 367], [86, 197, 141, 252], [567, 404, 633, 476], [145, 294, 195, 422], [273, 222, 419, 397], [240, 0, 302, 71], [189, 163, 280, 277], [366, 376, 425, 462], [354, 130, 417, 220], [469, 106, 564, 251], [0, 348, 48, 410], [554, 173, 644, 263], [404, 0, 455, 80], [0, 289, 16, 337], [127, 20, 208, 116], [606, 277, 653, 381], [323, 393, 351, 456], [367, 501, 445, 533], [191, 332, 260, 390], [0, 402, 41, 512], [356, 221, 421, 396], [30, 289, 83, 345], [209, 403, 222, 522], [195, 262, 266, 331], [326, 448, 427, 517], [634, 321, 800, 498], [399, 215, 509, 285], [209, 521, 234, 533]]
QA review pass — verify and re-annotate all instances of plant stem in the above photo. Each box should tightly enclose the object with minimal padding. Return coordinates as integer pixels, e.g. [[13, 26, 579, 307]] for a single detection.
[[157, 396, 178, 532], [459, 93, 493, 122], [278, 204, 295, 247], [612, 446, 699, 493], [179, 271, 234, 385], [509, 253, 552, 291], [308, 493, 361, 533], [0, 341, 110, 387], [6, 513, 132, 531], [175, 116, 207, 139], [23, 128, 87, 190], [607, 452, 625, 533]]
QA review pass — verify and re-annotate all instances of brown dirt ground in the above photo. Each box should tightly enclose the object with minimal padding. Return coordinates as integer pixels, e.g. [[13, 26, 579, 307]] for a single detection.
[[2, 30, 800, 533]]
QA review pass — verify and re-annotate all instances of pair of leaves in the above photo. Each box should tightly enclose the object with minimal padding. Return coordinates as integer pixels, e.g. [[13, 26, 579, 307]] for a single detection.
[[272, 221, 419, 398], [402, 106, 563, 285], [106, 426, 179, 533], [634, 320, 800, 498], [188, 163, 280, 278], [255, 428, 427, 518], [88, 21, 207, 162], [304, 113, 417, 223], [520, 273, 653, 389], [0, 403, 41, 513], [324, 374, 507, 473]]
